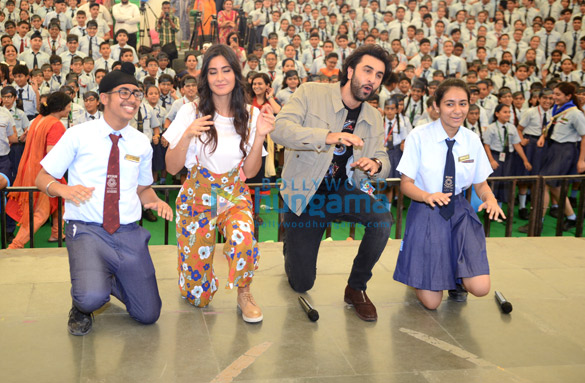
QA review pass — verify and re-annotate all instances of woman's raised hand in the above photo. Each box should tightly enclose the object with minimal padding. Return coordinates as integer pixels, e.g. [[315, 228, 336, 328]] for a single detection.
[[256, 104, 275, 137], [185, 115, 214, 139]]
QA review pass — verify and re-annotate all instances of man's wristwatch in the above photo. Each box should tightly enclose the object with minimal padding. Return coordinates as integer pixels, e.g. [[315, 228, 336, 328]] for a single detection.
[[370, 158, 382, 174]]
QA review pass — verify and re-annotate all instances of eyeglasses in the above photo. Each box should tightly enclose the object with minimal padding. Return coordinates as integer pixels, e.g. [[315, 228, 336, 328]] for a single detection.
[[107, 88, 144, 100]]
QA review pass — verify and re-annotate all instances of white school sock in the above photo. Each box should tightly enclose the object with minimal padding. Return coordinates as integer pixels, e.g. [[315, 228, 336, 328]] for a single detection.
[[519, 194, 527, 209]]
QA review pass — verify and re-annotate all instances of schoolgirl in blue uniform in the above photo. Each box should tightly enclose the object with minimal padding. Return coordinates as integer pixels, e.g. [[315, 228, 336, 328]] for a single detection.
[[483, 103, 532, 204], [515, 89, 553, 220], [394, 79, 505, 310], [383, 95, 408, 210], [537, 82, 585, 230]]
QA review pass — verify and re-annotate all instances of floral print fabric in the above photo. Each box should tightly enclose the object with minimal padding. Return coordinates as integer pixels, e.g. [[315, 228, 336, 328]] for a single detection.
[[176, 162, 260, 307]]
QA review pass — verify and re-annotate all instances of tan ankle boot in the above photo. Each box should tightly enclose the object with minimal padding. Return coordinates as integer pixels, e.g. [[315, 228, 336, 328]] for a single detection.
[[237, 291, 263, 323]]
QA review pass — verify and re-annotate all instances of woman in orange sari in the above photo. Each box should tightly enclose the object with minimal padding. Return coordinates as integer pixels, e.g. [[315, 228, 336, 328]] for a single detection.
[[218, 0, 238, 44], [193, 0, 217, 41], [6, 92, 71, 249]]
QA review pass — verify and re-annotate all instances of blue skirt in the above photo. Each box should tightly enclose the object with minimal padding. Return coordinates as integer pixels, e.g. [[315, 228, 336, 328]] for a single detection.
[[517, 134, 546, 176], [393, 194, 490, 291], [490, 150, 513, 203], [152, 142, 167, 172], [540, 141, 579, 187], [386, 145, 402, 179]]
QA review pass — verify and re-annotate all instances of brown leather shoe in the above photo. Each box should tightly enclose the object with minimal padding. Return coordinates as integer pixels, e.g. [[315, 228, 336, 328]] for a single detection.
[[344, 285, 377, 321]]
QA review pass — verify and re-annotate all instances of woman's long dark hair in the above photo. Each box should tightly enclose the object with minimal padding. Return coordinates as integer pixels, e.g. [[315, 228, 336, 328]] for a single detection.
[[39, 92, 71, 116], [197, 44, 250, 156]]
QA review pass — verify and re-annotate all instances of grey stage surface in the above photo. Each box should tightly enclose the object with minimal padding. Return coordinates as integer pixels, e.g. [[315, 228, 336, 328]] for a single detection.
[[1, 237, 584, 383]]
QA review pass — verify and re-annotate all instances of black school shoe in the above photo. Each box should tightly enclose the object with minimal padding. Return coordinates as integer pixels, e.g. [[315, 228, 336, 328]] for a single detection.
[[549, 206, 559, 218], [563, 218, 577, 231], [448, 283, 468, 302], [518, 208, 530, 220], [142, 209, 158, 222], [68, 306, 93, 336]]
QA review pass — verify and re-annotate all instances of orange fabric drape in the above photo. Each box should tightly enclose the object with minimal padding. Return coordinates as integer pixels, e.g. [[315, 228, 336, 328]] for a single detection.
[[6, 115, 66, 222], [193, 0, 218, 36]]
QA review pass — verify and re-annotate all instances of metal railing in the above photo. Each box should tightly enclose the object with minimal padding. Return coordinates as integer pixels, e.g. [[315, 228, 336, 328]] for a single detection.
[[1, 175, 584, 249]]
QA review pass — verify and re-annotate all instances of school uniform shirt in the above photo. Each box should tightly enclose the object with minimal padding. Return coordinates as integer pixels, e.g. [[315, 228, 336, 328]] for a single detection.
[[483, 121, 521, 153], [510, 78, 532, 100], [403, 96, 427, 127], [275, 87, 295, 106], [75, 110, 102, 126], [519, 106, 551, 137], [49, 73, 65, 93], [110, 44, 139, 64], [2, 106, 29, 137], [130, 103, 160, 142], [79, 34, 104, 60], [36, 6, 54, 20], [0, 109, 16, 156], [301, 46, 322, 69], [548, 107, 585, 143], [93, 57, 116, 72], [43, 11, 74, 31], [41, 36, 67, 56], [40, 118, 154, 224], [384, 116, 408, 147], [12, 35, 30, 54], [164, 104, 261, 173], [13, 84, 37, 118], [78, 72, 96, 97], [151, 104, 167, 125], [398, 119, 493, 195], [159, 67, 176, 78], [164, 97, 194, 124], [60, 50, 87, 74], [39, 80, 52, 95], [69, 25, 88, 39], [18, 50, 50, 71], [157, 93, 174, 110], [26, 28, 50, 40], [61, 102, 86, 129], [465, 121, 483, 138], [569, 69, 585, 83]]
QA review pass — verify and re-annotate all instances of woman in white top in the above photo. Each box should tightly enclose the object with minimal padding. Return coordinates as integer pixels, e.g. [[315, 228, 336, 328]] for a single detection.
[[164, 44, 275, 323], [394, 79, 505, 310]]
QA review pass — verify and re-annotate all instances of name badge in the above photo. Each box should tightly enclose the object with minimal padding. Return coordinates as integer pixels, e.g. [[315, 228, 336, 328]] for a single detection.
[[499, 152, 506, 162], [125, 154, 140, 163], [458, 154, 470, 162]]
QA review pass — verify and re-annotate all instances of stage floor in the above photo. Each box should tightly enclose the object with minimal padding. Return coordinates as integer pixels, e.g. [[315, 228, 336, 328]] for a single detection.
[[1, 237, 584, 383]]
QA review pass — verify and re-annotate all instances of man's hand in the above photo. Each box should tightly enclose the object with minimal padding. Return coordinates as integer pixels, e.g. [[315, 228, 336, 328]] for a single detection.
[[144, 199, 173, 220], [350, 157, 379, 176], [58, 184, 95, 205], [325, 132, 363, 147]]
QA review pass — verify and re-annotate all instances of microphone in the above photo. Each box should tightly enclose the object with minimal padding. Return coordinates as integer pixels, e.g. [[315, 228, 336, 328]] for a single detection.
[[495, 291, 513, 314], [298, 296, 319, 322]]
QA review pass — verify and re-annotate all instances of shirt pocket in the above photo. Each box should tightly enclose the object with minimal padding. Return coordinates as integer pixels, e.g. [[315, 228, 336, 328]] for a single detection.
[[457, 159, 476, 191], [121, 157, 141, 191], [303, 112, 330, 131]]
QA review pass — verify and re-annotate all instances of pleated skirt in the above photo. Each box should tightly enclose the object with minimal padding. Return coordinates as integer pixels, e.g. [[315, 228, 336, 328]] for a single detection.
[[393, 194, 490, 291]]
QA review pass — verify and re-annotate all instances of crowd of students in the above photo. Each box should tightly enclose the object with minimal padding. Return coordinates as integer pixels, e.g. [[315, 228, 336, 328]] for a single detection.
[[0, 0, 584, 245]]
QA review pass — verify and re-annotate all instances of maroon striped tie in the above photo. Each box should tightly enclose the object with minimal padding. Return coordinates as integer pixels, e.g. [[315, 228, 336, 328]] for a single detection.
[[103, 134, 121, 234]]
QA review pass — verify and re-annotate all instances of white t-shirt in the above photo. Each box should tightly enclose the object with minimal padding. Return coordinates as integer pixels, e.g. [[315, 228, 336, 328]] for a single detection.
[[164, 102, 265, 173]]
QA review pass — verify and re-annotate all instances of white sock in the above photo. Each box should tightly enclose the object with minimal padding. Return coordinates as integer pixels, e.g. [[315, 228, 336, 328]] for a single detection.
[[551, 204, 559, 208], [519, 194, 527, 209], [567, 214, 576, 221]]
